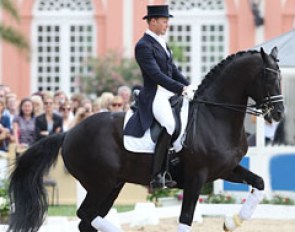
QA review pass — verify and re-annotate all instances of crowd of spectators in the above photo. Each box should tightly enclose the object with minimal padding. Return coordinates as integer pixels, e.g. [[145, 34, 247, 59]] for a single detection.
[[0, 84, 133, 156]]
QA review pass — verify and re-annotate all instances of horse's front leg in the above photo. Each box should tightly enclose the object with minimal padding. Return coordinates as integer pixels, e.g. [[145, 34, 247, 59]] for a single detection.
[[178, 172, 207, 232], [223, 164, 264, 231]]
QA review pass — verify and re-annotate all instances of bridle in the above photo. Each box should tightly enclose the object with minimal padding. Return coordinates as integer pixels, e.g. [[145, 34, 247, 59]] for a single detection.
[[193, 67, 284, 117]]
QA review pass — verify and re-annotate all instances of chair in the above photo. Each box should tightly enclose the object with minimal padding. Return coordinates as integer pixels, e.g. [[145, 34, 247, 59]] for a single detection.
[[43, 177, 59, 206]]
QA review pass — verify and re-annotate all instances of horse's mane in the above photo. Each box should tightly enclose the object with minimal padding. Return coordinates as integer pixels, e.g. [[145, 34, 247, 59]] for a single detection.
[[196, 50, 260, 95]]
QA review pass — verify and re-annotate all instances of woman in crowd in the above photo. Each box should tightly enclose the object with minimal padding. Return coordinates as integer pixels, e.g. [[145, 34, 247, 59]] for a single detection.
[[35, 93, 63, 141], [31, 95, 44, 116], [70, 93, 85, 115], [5, 93, 18, 125], [117, 85, 131, 111], [0, 99, 11, 152], [99, 92, 114, 112], [12, 98, 36, 154], [92, 97, 101, 113], [59, 101, 74, 131]]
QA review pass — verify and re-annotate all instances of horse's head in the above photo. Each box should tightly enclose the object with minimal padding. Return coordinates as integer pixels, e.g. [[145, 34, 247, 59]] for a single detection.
[[250, 47, 284, 122]]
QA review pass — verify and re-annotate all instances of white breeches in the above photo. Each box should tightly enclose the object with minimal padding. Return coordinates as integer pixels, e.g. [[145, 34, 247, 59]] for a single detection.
[[152, 86, 175, 135]]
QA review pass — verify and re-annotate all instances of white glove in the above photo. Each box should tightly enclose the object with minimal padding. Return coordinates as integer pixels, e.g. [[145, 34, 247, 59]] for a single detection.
[[182, 85, 197, 101]]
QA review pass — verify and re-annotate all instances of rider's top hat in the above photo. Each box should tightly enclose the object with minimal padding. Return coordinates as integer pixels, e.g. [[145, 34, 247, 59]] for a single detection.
[[142, 5, 173, 20]]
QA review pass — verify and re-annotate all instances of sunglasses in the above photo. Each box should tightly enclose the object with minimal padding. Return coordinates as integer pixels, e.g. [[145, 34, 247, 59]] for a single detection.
[[44, 101, 53, 105], [112, 103, 123, 107], [61, 107, 71, 111]]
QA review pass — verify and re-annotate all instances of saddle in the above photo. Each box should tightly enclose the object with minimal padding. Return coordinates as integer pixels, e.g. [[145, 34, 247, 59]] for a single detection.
[[131, 91, 183, 143]]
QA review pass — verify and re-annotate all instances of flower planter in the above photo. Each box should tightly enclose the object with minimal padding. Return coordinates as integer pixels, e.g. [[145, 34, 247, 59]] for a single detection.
[[0, 215, 8, 224], [157, 197, 181, 207], [198, 203, 295, 219]]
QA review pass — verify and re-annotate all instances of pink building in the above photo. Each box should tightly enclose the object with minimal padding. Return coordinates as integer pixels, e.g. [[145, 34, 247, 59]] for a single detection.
[[1, 0, 295, 98]]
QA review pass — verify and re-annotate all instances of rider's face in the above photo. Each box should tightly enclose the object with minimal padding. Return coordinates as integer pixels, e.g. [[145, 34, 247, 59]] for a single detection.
[[150, 17, 169, 36]]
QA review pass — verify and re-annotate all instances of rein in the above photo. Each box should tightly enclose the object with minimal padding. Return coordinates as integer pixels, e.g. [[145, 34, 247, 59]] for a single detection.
[[193, 67, 284, 117], [194, 98, 264, 116]]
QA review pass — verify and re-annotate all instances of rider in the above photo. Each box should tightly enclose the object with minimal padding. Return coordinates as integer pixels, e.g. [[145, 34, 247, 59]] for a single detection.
[[124, 5, 196, 189]]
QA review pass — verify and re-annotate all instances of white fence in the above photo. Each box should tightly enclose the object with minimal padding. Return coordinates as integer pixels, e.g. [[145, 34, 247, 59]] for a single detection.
[[214, 145, 295, 199]]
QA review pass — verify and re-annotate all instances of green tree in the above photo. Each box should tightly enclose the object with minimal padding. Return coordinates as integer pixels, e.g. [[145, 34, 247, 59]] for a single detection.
[[0, 0, 29, 50], [80, 52, 141, 96]]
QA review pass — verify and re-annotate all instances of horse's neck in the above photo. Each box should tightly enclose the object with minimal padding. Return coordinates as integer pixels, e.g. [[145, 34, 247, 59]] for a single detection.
[[203, 54, 260, 105]]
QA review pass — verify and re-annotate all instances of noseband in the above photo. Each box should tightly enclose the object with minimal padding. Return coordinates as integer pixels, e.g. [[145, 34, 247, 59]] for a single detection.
[[194, 67, 284, 117], [255, 67, 284, 117]]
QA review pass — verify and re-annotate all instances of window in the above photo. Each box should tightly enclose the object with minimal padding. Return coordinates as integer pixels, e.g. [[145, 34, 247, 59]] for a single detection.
[[32, 0, 95, 94], [168, 0, 227, 85]]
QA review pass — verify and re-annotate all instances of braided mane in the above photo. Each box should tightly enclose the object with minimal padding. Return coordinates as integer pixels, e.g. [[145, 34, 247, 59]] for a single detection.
[[196, 50, 260, 95]]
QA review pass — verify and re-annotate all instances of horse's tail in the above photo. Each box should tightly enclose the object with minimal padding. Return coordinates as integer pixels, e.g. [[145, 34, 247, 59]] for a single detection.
[[8, 132, 66, 232]]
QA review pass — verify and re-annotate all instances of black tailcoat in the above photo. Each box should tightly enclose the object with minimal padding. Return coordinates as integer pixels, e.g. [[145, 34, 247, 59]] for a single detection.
[[124, 33, 189, 137]]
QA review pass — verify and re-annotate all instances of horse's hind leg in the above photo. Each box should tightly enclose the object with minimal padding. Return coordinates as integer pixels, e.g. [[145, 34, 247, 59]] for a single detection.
[[77, 182, 125, 232], [77, 192, 98, 232], [223, 164, 264, 231]]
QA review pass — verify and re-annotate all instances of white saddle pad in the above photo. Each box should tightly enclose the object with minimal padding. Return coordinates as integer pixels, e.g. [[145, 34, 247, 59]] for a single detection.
[[123, 98, 189, 153]]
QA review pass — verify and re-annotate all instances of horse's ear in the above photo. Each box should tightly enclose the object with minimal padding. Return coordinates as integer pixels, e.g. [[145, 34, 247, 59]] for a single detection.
[[270, 46, 279, 61], [260, 47, 267, 62]]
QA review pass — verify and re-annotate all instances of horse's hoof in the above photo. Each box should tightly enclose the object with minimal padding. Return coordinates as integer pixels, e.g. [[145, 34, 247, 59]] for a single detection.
[[223, 222, 230, 232], [223, 214, 242, 232]]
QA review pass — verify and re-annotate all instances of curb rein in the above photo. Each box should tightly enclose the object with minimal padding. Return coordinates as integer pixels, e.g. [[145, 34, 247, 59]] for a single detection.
[[193, 67, 284, 117]]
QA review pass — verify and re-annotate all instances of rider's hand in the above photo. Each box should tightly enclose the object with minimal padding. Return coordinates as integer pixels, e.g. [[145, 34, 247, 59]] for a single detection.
[[182, 85, 196, 101]]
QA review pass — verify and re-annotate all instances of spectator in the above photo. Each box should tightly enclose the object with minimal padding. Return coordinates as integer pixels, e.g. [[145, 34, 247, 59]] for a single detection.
[[59, 101, 74, 131], [5, 93, 18, 125], [92, 97, 101, 113], [54, 90, 68, 113], [31, 95, 44, 116], [0, 99, 11, 151], [12, 98, 36, 153], [81, 98, 93, 115], [70, 93, 85, 115], [117, 85, 131, 111], [109, 96, 124, 112], [0, 84, 11, 95], [247, 115, 280, 146], [35, 93, 63, 141], [99, 92, 114, 112], [69, 106, 92, 127]]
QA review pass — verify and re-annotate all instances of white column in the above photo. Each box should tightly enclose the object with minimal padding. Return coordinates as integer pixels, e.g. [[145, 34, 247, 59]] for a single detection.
[[123, 0, 133, 58], [255, 0, 265, 148], [60, 20, 71, 96], [30, 20, 38, 93]]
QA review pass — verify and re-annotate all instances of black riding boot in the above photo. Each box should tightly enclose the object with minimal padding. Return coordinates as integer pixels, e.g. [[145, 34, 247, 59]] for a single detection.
[[150, 129, 177, 189]]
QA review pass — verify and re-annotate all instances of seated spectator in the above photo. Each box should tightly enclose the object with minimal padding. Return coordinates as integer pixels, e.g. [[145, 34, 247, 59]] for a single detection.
[[12, 98, 36, 153], [109, 96, 124, 112], [0, 99, 11, 151], [31, 95, 44, 116], [5, 93, 18, 125], [81, 98, 93, 115], [35, 93, 63, 141], [69, 106, 93, 127], [99, 92, 114, 112], [70, 93, 85, 115], [54, 90, 68, 113], [92, 97, 101, 113], [59, 101, 74, 131], [117, 85, 131, 111]]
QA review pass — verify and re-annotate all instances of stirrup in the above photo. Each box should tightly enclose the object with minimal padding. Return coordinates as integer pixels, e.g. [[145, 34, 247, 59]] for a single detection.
[[150, 171, 177, 190], [162, 171, 177, 188]]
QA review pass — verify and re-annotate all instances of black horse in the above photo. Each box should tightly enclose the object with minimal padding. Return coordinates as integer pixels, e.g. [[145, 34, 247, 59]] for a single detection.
[[8, 47, 284, 232]]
